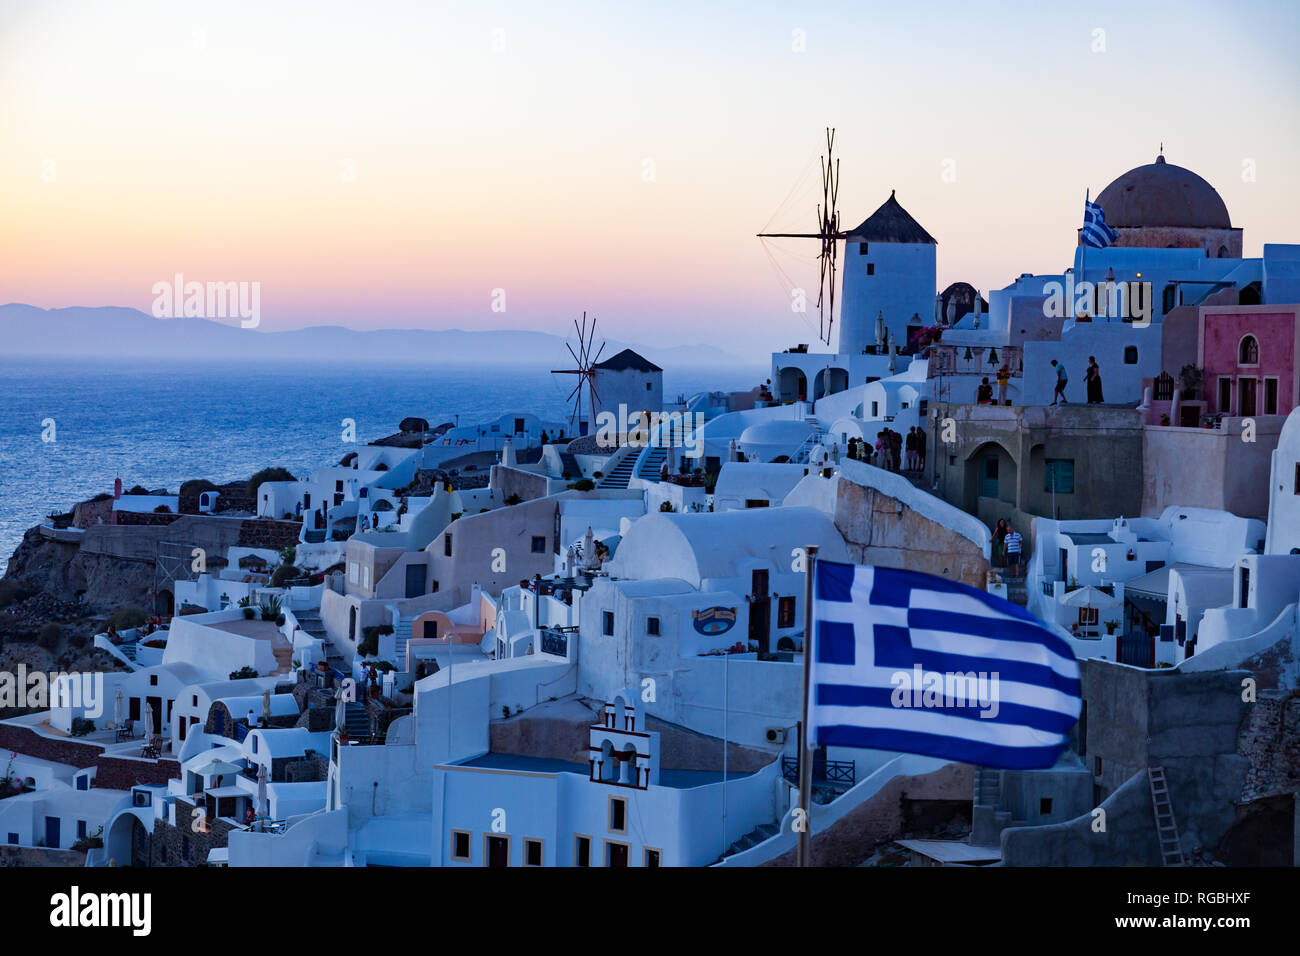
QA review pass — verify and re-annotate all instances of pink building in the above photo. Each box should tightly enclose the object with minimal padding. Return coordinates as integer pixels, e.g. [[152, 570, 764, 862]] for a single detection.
[[1198, 305, 1300, 417]]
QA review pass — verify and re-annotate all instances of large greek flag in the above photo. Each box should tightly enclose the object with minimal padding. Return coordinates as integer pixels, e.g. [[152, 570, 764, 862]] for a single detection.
[[1081, 198, 1119, 248], [809, 561, 1081, 769]]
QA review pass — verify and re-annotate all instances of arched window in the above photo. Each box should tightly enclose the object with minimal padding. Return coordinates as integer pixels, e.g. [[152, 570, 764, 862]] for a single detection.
[[1239, 335, 1259, 365], [1217, 246, 1229, 258], [1124, 346, 1138, 365]]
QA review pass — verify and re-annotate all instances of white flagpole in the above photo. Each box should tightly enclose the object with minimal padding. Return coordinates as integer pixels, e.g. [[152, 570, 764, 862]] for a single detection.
[[797, 544, 819, 867], [721, 641, 729, 860], [1079, 189, 1089, 317]]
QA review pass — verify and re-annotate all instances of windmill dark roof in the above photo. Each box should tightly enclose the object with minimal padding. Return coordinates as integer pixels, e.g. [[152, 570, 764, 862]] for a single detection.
[[593, 348, 662, 373], [845, 191, 937, 244]]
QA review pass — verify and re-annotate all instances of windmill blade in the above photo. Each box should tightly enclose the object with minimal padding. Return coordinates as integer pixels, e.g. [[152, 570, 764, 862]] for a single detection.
[[590, 341, 605, 366], [566, 342, 581, 366]]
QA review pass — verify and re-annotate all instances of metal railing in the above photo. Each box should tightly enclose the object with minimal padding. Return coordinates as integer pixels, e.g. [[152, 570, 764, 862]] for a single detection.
[[780, 754, 855, 789]]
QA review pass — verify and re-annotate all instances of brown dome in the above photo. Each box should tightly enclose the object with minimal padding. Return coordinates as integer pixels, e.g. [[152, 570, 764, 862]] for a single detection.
[[1094, 155, 1231, 229]]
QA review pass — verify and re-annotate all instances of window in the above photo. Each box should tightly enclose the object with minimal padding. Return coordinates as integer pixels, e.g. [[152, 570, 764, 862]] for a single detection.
[[531, 536, 546, 553], [444, 534, 453, 557], [602, 611, 614, 636], [575, 835, 591, 867], [1123, 346, 1138, 365], [335, 479, 344, 493], [1264, 378, 1278, 415], [1239, 335, 1259, 365], [609, 797, 627, 833], [1039, 798, 1053, 815], [76, 776, 88, 791], [514, 418, 525, 434], [1239, 566, 1250, 609], [192, 694, 198, 707], [858, 242, 869, 255], [605, 840, 630, 867], [646, 617, 660, 636], [1218, 377, 1232, 413], [644, 848, 662, 867], [866, 263, 875, 276], [251, 737, 258, 754], [646, 382, 653, 391], [133, 790, 150, 808], [1044, 459, 1074, 494], [77, 821, 87, 840], [485, 834, 509, 867], [778, 596, 796, 629], [744, 499, 769, 509], [149, 674, 158, 686], [6, 834, 16, 845], [1294, 463, 1300, 495], [523, 838, 543, 867], [1078, 607, 1098, 626], [871, 401, 879, 416]]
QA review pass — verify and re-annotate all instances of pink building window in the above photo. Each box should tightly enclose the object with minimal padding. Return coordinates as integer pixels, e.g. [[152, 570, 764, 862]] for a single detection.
[[1238, 335, 1259, 365]]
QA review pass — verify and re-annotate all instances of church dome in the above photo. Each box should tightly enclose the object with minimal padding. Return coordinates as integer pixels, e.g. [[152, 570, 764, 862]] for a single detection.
[[1094, 154, 1231, 229]]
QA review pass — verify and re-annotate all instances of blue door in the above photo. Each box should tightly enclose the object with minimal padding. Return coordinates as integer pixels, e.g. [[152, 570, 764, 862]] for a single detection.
[[980, 455, 999, 498], [44, 816, 60, 848]]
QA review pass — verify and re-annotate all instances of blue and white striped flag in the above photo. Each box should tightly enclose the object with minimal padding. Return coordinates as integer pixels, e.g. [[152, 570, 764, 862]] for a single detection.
[[808, 561, 1081, 769], [1081, 198, 1119, 249]]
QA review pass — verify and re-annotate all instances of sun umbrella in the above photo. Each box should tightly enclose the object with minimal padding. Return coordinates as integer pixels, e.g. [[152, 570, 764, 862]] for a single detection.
[[256, 762, 268, 826], [143, 699, 154, 741], [335, 693, 347, 735], [261, 689, 271, 722]]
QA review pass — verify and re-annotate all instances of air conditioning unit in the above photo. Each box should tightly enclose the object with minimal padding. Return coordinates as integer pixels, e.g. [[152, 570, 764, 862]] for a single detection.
[[765, 727, 786, 744]]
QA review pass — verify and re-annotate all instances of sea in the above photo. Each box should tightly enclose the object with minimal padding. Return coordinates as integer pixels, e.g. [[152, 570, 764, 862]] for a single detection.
[[0, 358, 764, 570]]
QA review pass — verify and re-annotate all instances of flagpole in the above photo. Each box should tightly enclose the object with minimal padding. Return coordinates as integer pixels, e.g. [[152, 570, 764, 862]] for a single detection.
[[797, 543, 819, 867], [1079, 189, 1089, 316]]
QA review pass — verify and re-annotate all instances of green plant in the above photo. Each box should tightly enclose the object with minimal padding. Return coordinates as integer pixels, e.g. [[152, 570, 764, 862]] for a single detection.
[[260, 595, 284, 621], [246, 466, 296, 498], [70, 717, 95, 737], [504, 494, 522, 506], [229, 666, 259, 680], [37, 622, 63, 650], [238, 595, 255, 607], [242, 607, 255, 620], [270, 564, 300, 588], [107, 605, 147, 630], [279, 545, 298, 567], [153, 504, 171, 513], [571, 478, 595, 491], [659, 500, 674, 512], [71, 825, 104, 852]]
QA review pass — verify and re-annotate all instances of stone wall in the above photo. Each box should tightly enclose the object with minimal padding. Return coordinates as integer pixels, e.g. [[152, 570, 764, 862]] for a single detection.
[[0, 845, 87, 867], [762, 762, 974, 867], [151, 797, 235, 866], [1237, 691, 1300, 803], [72, 497, 113, 530], [830, 477, 989, 589]]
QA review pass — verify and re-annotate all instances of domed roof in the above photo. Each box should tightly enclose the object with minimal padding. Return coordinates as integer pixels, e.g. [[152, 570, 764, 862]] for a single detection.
[[1094, 154, 1231, 229]]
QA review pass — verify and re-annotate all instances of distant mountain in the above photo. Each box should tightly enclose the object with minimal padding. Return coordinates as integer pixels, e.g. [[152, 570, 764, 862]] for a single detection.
[[0, 304, 746, 369]]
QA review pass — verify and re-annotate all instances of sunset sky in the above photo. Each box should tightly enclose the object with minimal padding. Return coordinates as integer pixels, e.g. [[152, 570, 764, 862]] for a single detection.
[[2, 0, 1297, 360]]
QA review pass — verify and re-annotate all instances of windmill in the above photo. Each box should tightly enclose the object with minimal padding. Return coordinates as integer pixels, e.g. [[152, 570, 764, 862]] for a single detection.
[[551, 312, 605, 436], [757, 127, 844, 347]]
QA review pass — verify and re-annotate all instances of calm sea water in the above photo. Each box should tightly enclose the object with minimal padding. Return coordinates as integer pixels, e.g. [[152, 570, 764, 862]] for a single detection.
[[0, 358, 763, 570]]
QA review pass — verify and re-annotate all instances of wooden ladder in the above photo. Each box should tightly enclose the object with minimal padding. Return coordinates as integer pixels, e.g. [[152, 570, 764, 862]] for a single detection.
[[1147, 766, 1185, 866]]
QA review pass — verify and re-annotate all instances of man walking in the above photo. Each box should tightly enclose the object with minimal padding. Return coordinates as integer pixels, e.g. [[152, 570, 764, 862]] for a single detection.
[[1050, 360, 1068, 405], [1005, 525, 1024, 577]]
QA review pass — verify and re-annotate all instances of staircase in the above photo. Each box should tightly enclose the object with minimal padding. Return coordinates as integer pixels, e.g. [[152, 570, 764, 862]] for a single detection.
[[973, 766, 1001, 807], [557, 449, 582, 480], [791, 422, 825, 464], [271, 644, 293, 675], [294, 610, 329, 641], [341, 701, 370, 738], [636, 445, 667, 481], [1004, 577, 1029, 608], [392, 618, 412, 669], [1147, 766, 1185, 866], [598, 449, 638, 489], [721, 822, 779, 859]]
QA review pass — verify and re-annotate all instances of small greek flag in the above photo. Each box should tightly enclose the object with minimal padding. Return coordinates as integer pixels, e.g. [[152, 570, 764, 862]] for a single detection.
[[809, 562, 1081, 769], [1081, 198, 1119, 249]]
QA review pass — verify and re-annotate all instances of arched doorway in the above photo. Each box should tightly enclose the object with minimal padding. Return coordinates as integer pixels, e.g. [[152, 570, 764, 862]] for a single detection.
[[777, 367, 807, 403], [156, 588, 174, 618]]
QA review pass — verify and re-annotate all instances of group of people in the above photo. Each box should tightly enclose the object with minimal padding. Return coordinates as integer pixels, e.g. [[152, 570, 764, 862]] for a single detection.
[[844, 426, 925, 473], [1050, 356, 1105, 406], [976, 364, 1013, 405], [991, 518, 1025, 577]]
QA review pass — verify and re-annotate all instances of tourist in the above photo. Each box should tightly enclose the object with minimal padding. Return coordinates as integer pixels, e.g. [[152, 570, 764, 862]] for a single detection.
[[976, 377, 993, 405], [540, 430, 548, 445], [247, 708, 257, 730], [1051, 360, 1068, 405], [1085, 356, 1104, 404], [992, 518, 1008, 568], [904, 428, 917, 470], [659, 458, 669, 481], [1005, 526, 1024, 577], [996, 364, 1010, 405], [874, 432, 885, 468]]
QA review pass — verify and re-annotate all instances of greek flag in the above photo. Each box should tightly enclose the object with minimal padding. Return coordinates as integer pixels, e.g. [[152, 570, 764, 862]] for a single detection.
[[1081, 198, 1118, 248], [809, 561, 1081, 769]]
